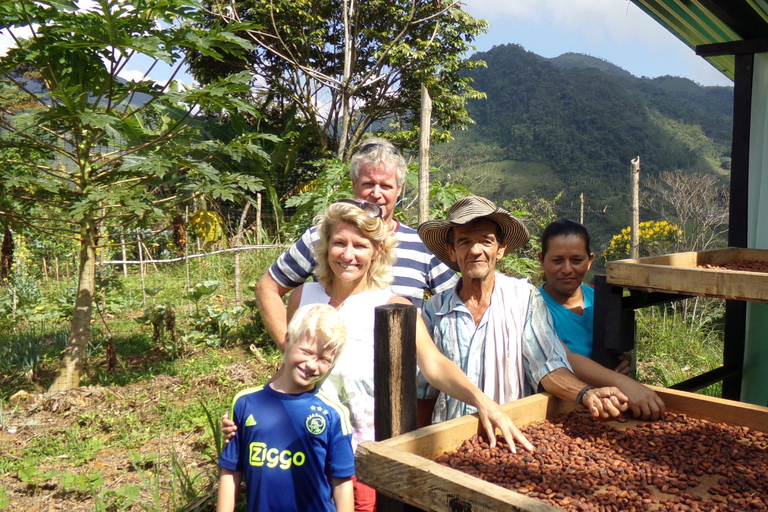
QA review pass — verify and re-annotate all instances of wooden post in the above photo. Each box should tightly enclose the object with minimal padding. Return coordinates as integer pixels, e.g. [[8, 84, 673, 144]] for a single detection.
[[120, 234, 128, 278], [234, 203, 251, 305], [184, 206, 191, 292], [629, 156, 640, 258], [418, 85, 432, 225], [137, 228, 146, 307], [592, 275, 634, 371], [630, 156, 641, 259], [373, 303, 419, 512], [255, 192, 262, 246], [579, 192, 585, 225]]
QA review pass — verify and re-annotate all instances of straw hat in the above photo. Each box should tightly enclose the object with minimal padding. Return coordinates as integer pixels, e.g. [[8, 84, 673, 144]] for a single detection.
[[417, 196, 530, 272]]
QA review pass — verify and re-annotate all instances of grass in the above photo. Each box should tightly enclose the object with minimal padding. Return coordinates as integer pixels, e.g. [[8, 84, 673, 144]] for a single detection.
[[635, 298, 725, 396], [0, 247, 732, 510], [0, 249, 285, 509], [477, 160, 565, 201], [23, 424, 104, 466]]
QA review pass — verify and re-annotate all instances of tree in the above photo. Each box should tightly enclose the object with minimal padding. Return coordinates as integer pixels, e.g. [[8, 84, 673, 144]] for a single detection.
[[0, 0, 270, 391], [644, 171, 729, 252], [191, 0, 488, 158]]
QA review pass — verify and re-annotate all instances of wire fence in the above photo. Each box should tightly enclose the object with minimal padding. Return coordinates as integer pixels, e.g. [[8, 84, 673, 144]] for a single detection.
[[0, 246, 287, 393]]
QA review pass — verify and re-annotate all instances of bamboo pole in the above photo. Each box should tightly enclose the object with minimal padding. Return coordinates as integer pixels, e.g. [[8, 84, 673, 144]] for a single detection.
[[120, 234, 128, 277]]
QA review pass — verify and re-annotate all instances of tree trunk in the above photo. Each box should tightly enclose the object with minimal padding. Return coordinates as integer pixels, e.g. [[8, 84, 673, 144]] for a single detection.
[[1, 223, 13, 281], [48, 219, 97, 392]]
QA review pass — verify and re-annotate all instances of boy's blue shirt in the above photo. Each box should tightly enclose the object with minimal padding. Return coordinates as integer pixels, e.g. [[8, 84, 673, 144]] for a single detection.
[[219, 384, 355, 512]]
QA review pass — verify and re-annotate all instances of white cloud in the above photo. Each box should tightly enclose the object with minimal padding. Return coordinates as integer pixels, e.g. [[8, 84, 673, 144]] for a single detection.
[[0, 25, 36, 56], [461, 0, 732, 86], [0, 32, 14, 57], [464, 0, 674, 51]]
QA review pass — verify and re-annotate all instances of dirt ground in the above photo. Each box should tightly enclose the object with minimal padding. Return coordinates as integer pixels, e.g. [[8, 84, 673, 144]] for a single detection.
[[0, 351, 278, 511]]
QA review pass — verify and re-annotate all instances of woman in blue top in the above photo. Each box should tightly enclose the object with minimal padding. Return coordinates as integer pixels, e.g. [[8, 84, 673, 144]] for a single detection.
[[538, 219, 601, 361], [538, 219, 666, 420]]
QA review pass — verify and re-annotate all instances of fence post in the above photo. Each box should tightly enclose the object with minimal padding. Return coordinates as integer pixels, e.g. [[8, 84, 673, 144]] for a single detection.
[[185, 206, 190, 292], [136, 228, 146, 307], [630, 156, 641, 259], [373, 303, 419, 512], [120, 234, 128, 278]]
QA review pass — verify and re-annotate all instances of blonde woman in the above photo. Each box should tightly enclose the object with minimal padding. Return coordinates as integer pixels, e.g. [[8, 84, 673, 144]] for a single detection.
[[226, 200, 533, 512]]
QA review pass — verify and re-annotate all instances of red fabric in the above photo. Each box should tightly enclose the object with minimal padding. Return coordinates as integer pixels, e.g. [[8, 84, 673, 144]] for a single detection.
[[352, 475, 377, 512]]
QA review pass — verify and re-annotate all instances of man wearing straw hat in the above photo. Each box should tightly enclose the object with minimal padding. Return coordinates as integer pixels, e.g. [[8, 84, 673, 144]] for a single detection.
[[417, 196, 629, 424]]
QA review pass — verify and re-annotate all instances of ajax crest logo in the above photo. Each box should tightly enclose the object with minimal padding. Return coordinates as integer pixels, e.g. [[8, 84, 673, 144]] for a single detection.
[[305, 413, 327, 435]]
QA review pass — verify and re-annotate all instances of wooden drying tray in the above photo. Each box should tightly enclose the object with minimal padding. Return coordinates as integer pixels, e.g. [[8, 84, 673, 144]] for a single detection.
[[355, 388, 768, 512], [605, 247, 768, 302]]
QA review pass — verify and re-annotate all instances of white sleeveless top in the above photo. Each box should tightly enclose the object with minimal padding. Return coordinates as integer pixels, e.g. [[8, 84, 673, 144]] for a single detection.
[[299, 282, 394, 451]]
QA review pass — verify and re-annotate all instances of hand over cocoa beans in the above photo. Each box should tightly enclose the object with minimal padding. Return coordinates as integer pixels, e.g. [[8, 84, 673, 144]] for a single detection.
[[435, 410, 768, 512]]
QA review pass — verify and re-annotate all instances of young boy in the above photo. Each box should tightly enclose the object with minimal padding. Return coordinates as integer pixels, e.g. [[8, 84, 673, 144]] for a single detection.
[[217, 304, 354, 512]]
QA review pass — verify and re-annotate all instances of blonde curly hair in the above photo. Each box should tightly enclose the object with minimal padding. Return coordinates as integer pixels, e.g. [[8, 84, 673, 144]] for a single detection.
[[313, 202, 397, 292]]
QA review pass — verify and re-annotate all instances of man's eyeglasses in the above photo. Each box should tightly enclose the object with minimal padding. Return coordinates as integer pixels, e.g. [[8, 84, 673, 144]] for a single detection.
[[358, 143, 400, 157], [334, 199, 383, 219]]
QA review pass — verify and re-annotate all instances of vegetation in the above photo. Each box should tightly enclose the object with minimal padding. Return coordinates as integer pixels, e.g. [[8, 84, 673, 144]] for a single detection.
[[636, 300, 725, 397], [0, 0, 271, 392], [0, 248, 283, 509], [191, 0, 489, 158], [432, 43, 733, 251], [602, 220, 683, 262], [0, 11, 733, 509]]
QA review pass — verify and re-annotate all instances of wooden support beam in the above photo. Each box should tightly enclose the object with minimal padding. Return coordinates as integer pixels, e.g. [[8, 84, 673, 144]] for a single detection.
[[697, 37, 768, 57], [592, 275, 631, 371], [372, 303, 420, 512]]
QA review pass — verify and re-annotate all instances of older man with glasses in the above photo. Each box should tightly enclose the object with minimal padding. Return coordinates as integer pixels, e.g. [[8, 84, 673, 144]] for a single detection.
[[255, 137, 459, 352]]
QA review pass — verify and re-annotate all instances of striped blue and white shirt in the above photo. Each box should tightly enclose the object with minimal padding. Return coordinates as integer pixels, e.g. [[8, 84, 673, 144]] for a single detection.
[[268, 222, 458, 310]]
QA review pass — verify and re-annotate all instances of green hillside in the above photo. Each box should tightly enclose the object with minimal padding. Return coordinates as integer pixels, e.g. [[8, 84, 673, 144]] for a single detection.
[[432, 44, 733, 251]]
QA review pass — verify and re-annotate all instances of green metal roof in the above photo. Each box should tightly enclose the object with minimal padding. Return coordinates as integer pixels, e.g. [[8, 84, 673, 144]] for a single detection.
[[630, 0, 768, 82]]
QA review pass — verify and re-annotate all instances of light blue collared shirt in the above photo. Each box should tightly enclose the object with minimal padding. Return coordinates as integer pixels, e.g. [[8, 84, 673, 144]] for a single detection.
[[419, 273, 571, 422]]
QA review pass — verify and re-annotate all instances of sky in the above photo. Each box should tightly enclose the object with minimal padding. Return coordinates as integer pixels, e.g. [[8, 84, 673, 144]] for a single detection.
[[0, 0, 733, 88], [462, 0, 732, 87]]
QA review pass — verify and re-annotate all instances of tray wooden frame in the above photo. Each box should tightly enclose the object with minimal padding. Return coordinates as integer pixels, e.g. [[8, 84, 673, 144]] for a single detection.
[[605, 247, 768, 302], [356, 387, 768, 512]]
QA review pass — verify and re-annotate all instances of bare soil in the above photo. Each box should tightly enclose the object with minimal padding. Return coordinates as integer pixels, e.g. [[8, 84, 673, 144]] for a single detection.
[[0, 347, 278, 511]]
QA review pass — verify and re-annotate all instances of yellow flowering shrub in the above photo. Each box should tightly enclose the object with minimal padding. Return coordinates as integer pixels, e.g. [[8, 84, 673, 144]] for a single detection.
[[603, 220, 683, 262]]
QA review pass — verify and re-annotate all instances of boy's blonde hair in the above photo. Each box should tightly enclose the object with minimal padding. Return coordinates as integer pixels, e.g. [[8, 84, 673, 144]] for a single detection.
[[286, 304, 348, 360]]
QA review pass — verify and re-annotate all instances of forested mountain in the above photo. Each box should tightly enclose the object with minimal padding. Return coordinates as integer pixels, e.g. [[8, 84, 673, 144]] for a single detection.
[[432, 44, 733, 251]]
